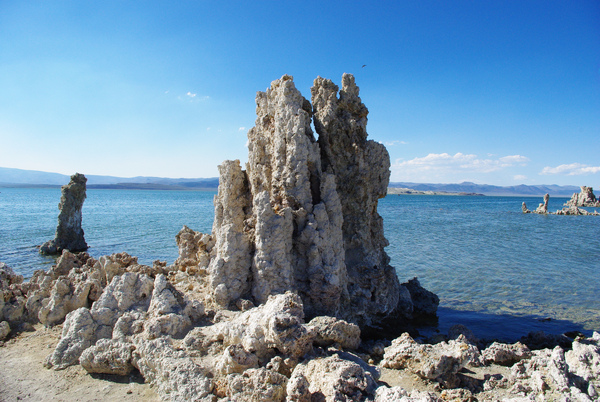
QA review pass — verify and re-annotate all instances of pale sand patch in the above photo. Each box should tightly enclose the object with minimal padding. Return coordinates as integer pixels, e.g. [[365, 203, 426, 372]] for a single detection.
[[0, 324, 159, 402]]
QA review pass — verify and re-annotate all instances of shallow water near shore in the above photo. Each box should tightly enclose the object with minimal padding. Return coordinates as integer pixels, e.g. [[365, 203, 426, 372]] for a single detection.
[[1, 188, 599, 341]]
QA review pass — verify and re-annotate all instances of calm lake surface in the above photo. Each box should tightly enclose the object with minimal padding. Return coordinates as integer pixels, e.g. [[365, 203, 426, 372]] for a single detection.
[[1, 187, 599, 341]]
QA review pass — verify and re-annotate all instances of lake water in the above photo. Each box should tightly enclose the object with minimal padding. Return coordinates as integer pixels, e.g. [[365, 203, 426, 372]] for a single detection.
[[1, 187, 599, 341]]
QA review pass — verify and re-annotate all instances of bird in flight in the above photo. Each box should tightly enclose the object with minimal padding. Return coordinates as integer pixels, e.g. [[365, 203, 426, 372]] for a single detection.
[[362, 64, 367, 68]]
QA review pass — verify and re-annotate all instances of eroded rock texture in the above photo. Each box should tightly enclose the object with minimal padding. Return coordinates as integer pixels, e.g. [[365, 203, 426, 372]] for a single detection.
[[566, 186, 600, 207], [40, 173, 88, 254], [194, 74, 435, 329]]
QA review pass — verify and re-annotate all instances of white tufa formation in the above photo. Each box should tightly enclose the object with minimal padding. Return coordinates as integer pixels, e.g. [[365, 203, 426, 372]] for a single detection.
[[194, 74, 437, 328]]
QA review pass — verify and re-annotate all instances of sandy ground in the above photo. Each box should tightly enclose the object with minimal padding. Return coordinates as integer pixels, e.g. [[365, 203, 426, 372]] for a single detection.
[[0, 325, 160, 402]]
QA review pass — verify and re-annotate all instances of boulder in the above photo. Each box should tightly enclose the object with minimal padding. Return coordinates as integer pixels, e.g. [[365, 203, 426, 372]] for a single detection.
[[565, 332, 600, 396], [0, 263, 26, 324], [132, 337, 213, 401], [0, 321, 10, 340], [40, 173, 88, 254], [374, 386, 441, 402], [45, 272, 154, 369], [225, 367, 288, 401], [481, 341, 532, 366], [142, 274, 193, 339], [38, 277, 92, 327], [307, 316, 361, 350], [79, 338, 136, 376], [402, 277, 439, 317], [287, 354, 378, 401], [193, 292, 314, 361], [381, 333, 478, 386], [216, 344, 260, 375], [44, 307, 97, 370]]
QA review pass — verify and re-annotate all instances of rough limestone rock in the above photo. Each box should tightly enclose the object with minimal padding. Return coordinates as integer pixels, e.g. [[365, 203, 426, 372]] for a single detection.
[[216, 344, 260, 375], [555, 206, 600, 216], [523, 193, 599, 216], [143, 274, 193, 339], [381, 333, 478, 385], [175, 226, 214, 270], [208, 159, 253, 307], [307, 316, 361, 350], [0, 263, 26, 325], [534, 193, 550, 214], [45, 272, 154, 369], [509, 346, 574, 396], [566, 186, 600, 207], [132, 337, 213, 402], [0, 320, 10, 340], [38, 277, 91, 326], [225, 367, 288, 401], [192, 292, 314, 361], [402, 277, 439, 317], [40, 173, 88, 254], [374, 386, 441, 402], [287, 354, 379, 401], [44, 307, 97, 370], [565, 332, 600, 397], [178, 74, 435, 329], [79, 338, 136, 376], [481, 341, 532, 366]]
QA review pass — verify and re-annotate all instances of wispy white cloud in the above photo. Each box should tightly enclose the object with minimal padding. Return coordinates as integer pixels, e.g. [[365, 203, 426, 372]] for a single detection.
[[393, 152, 529, 175], [383, 140, 407, 146], [499, 155, 529, 164], [238, 127, 246, 132], [514, 174, 528, 181], [177, 92, 210, 102], [540, 163, 600, 176], [394, 152, 529, 173]]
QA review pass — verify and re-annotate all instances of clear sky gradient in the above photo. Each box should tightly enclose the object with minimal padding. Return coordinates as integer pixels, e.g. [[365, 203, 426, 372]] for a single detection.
[[1, 1, 599, 186]]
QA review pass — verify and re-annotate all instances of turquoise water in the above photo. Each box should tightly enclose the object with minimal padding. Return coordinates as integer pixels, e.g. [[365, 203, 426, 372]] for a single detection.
[[1, 188, 599, 340]]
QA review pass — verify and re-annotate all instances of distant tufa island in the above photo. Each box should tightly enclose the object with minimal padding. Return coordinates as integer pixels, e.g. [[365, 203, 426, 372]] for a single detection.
[[0, 166, 582, 196]]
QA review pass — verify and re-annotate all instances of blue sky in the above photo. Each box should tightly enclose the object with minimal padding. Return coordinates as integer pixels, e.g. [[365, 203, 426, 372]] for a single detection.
[[0, 1, 598, 186]]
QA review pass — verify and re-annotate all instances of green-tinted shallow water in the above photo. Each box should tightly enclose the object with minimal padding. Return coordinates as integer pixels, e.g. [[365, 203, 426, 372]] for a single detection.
[[1, 188, 598, 341]]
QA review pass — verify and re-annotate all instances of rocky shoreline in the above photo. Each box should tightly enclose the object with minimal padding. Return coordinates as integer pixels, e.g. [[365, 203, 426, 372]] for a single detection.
[[1, 256, 599, 401], [2, 75, 599, 401]]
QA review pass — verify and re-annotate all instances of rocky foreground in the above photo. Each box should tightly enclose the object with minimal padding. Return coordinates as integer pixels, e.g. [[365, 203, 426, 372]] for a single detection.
[[1, 74, 599, 401], [1, 256, 599, 401]]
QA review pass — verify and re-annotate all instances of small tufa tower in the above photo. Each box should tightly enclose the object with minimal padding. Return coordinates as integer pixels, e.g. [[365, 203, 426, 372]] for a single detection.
[[40, 173, 88, 255]]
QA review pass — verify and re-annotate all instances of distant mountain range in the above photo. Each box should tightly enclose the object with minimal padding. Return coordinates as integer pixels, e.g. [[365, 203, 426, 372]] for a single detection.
[[0, 167, 581, 196], [0, 167, 219, 190], [388, 181, 580, 197]]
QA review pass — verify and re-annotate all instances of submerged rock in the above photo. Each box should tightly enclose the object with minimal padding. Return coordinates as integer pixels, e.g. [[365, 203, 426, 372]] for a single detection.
[[40, 173, 88, 254]]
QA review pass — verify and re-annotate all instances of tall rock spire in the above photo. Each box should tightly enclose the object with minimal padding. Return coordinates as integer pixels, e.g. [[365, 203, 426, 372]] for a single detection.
[[185, 74, 437, 329], [40, 173, 88, 255]]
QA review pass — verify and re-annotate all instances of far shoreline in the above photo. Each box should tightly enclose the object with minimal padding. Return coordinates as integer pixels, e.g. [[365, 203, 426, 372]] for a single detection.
[[0, 183, 574, 198]]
